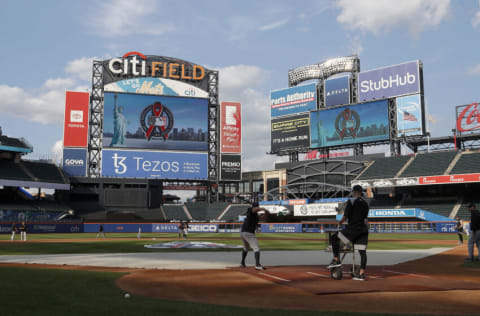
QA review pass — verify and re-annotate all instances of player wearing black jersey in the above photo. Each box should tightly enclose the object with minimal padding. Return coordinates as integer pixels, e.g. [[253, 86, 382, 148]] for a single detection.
[[240, 202, 270, 270]]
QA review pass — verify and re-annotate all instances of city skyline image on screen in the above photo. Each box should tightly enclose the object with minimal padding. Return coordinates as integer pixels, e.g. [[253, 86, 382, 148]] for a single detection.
[[103, 92, 208, 151]]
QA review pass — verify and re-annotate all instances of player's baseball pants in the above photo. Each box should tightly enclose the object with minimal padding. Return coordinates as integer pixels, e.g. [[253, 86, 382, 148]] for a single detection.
[[241, 232, 260, 252], [468, 230, 480, 259]]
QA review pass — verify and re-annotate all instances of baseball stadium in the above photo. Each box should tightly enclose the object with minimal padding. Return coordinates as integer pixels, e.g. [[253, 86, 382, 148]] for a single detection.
[[2, 50, 480, 316]]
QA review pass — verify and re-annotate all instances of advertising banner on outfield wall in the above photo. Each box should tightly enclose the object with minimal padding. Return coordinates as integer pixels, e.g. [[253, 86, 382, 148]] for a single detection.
[[220, 154, 241, 181], [419, 173, 480, 185], [84, 223, 152, 233], [310, 99, 389, 148], [152, 223, 179, 233], [358, 60, 421, 102], [270, 83, 317, 118], [260, 223, 302, 233], [63, 91, 89, 148], [62, 148, 88, 177], [101, 149, 208, 180], [294, 203, 339, 216], [396, 94, 423, 137], [220, 102, 242, 153], [261, 205, 291, 215], [325, 75, 350, 107], [103, 92, 208, 152], [271, 113, 310, 153]]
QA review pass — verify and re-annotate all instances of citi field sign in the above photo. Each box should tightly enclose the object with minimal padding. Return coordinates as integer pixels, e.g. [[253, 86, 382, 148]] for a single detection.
[[102, 52, 211, 91]]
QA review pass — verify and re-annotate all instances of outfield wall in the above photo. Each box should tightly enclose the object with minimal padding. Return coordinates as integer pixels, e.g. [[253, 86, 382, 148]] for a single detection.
[[0, 221, 458, 234]]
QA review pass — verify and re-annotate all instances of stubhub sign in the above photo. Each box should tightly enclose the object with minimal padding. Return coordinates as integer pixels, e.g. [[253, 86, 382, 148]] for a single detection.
[[102, 149, 208, 180], [358, 60, 421, 102]]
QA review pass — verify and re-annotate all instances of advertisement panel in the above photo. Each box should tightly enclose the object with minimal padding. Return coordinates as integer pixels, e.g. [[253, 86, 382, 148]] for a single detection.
[[220, 102, 241, 153], [310, 100, 390, 148], [271, 113, 310, 153], [358, 61, 421, 102], [102, 52, 211, 92], [396, 94, 423, 137], [187, 223, 218, 233], [261, 205, 291, 215], [104, 78, 209, 98], [152, 223, 179, 233], [270, 83, 317, 118], [101, 149, 208, 180], [436, 222, 457, 233], [260, 223, 302, 233], [419, 174, 480, 185], [63, 91, 89, 148], [84, 223, 152, 233], [294, 203, 339, 216], [62, 148, 88, 177], [220, 154, 241, 181], [325, 75, 350, 107], [0, 223, 83, 234], [368, 209, 416, 218], [103, 92, 208, 151], [456, 102, 480, 132]]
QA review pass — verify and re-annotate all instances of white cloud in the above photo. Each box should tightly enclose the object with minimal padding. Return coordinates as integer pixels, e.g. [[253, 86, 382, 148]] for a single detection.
[[473, 1, 480, 28], [0, 57, 93, 125], [219, 65, 287, 171], [467, 64, 480, 75], [336, 0, 451, 36], [258, 18, 290, 31], [347, 34, 363, 55], [65, 57, 97, 81], [43, 78, 76, 90], [51, 140, 63, 164], [87, 0, 175, 37]]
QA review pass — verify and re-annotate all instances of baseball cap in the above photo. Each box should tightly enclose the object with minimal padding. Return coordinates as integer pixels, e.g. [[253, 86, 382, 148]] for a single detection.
[[352, 185, 363, 193]]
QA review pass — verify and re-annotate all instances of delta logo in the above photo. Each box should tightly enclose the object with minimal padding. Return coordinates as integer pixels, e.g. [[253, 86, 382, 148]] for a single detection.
[[107, 51, 206, 81]]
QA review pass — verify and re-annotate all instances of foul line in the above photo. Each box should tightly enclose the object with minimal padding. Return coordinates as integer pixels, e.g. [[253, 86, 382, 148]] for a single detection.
[[307, 271, 330, 278], [258, 272, 291, 282], [382, 269, 431, 279]]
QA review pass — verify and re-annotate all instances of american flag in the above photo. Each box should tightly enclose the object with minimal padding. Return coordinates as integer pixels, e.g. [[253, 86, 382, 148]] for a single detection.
[[403, 111, 417, 122]]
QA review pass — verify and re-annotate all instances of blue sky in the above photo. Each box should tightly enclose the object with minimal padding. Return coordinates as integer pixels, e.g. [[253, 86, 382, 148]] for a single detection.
[[1, 0, 480, 171]]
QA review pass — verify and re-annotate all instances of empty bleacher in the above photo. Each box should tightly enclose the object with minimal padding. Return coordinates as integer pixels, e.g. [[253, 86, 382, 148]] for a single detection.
[[185, 202, 228, 221], [450, 152, 480, 175], [0, 160, 31, 181], [357, 156, 411, 180], [400, 151, 457, 177], [163, 204, 189, 220], [221, 204, 249, 221], [369, 195, 401, 209], [22, 161, 66, 183], [400, 198, 457, 218]]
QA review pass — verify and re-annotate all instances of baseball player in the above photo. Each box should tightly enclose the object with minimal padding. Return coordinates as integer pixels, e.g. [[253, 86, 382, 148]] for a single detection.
[[456, 216, 464, 244], [467, 203, 480, 262], [19, 221, 27, 241], [10, 222, 17, 241], [96, 224, 105, 239], [328, 185, 369, 281], [137, 225, 142, 239], [178, 220, 189, 239], [240, 202, 270, 270]]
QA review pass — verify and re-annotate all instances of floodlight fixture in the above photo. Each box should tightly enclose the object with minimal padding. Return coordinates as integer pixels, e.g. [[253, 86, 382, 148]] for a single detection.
[[288, 55, 360, 87]]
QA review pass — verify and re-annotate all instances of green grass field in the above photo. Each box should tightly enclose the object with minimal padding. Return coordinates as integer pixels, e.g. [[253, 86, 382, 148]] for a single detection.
[[0, 233, 457, 255], [0, 233, 460, 316]]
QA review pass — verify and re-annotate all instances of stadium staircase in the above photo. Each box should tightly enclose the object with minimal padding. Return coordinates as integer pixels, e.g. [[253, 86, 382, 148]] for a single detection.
[[444, 151, 463, 174], [449, 151, 480, 174], [220, 204, 250, 221]]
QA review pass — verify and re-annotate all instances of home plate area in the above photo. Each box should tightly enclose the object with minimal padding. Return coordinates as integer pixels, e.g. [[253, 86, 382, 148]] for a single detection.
[[231, 265, 480, 295]]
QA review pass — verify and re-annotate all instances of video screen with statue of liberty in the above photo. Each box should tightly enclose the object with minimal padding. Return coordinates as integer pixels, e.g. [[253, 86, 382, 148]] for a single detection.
[[310, 99, 390, 148], [103, 92, 208, 151]]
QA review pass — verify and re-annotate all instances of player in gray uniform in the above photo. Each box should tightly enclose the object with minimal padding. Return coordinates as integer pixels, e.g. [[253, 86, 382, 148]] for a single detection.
[[240, 202, 270, 270]]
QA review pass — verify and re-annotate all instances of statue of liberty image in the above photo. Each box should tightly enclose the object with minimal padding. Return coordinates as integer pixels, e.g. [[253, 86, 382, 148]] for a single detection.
[[316, 116, 327, 148], [110, 94, 129, 147]]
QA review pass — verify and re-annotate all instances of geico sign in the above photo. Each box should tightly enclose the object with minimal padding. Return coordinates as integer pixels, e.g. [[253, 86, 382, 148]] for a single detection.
[[189, 224, 217, 232], [108, 51, 205, 81], [65, 159, 84, 166]]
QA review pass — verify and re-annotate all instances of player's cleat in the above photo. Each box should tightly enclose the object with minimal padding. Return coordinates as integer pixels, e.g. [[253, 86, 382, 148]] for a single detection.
[[353, 273, 365, 281], [327, 258, 342, 269], [255, 265, 266, 270], [240, 263, 246, 268]]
